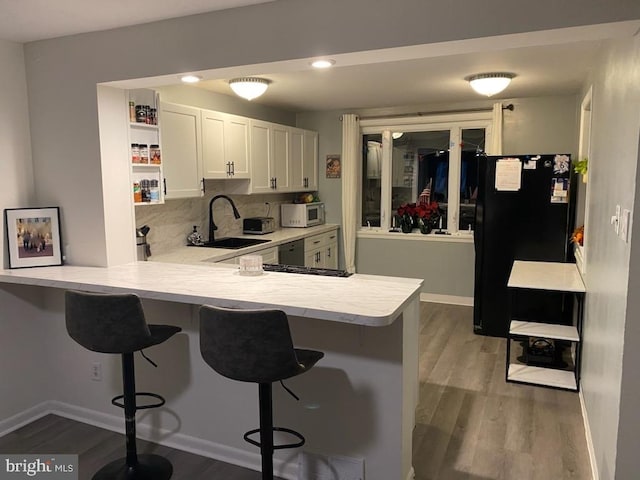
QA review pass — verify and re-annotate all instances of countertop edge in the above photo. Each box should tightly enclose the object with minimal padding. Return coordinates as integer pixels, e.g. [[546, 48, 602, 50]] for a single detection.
[[0, 262, 423, 327]]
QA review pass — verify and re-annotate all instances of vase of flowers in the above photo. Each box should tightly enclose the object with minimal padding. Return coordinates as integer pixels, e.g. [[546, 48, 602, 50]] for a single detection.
[[397, 202, 441, 234]]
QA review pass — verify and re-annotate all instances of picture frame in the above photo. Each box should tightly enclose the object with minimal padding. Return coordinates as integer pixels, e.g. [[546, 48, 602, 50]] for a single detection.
[[326, 154, 341, 178], [4, 207, 63, 269]]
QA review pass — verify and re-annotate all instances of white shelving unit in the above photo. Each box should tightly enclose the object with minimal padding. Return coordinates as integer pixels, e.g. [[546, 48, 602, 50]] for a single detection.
[[506, 261, 586, 391], [128, 89, 163, 206]]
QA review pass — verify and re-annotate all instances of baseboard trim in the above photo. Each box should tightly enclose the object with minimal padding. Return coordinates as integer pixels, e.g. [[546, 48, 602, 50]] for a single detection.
[[6, 401, 299, 480], [420, 293, 474, 306], [579, 391, 598, 480], [0, 402, 51, 438]]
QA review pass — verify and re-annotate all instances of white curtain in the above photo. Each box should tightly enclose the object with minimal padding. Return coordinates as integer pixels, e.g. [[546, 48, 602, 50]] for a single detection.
[[487, 102, 503, 155], [341, 114, 359, 273]]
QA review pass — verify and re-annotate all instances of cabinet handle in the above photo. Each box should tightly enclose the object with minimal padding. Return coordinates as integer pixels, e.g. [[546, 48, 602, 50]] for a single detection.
[[230, 161, 235, 176], [328, 247, 331, 258], [202, 177, 206, 194], [163, 178, 167, 196], [313, 240, 321, 245]]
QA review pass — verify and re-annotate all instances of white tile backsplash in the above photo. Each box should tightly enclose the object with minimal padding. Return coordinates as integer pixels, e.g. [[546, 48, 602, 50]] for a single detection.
[[135, 193, 295, 256]]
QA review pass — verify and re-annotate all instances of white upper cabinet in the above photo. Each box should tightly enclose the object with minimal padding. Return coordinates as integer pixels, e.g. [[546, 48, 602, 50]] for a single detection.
[[249, 119, 292, 193], [302, 129, 319, 191], [288, 127, 318, 192], [159, 102, 204, 198], [201, 109, 250, 179], [289, 127, 305, 191], [159, 101, 317, 196], [271, 123, 291, 191], [249, 119, 274, 193]]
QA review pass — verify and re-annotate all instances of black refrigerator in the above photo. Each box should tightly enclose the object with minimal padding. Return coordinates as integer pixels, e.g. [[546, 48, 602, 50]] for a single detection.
[[473, 154, 576, 337]]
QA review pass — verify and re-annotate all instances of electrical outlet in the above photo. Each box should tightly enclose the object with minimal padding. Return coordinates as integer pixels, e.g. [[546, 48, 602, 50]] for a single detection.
[[91, 362, 102, 381]]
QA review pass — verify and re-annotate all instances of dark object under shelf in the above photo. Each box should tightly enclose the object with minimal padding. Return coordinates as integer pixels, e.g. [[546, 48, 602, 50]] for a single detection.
[[518, 337, 568, 369]]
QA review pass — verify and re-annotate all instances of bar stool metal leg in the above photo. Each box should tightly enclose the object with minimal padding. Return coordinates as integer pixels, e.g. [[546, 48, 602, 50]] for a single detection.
[[92, 353, 173, 480], [259, 383, 274, 480], [123, 353, 139, 470]]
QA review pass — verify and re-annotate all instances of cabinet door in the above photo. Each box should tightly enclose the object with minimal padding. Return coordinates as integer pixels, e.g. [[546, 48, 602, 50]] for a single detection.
[[325, 233, 338, 269], [303, 130, 319, 191], [249, 120, 274, 194], [304, 248, 323, 268], [289, 127, 305, 191], [225, 114, 250, 178], [272, 124, 290, 191], [160, 102, 203, 198], [201, 109, 227, 179]]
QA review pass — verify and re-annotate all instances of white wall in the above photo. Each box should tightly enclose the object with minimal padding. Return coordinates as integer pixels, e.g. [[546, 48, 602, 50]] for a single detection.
[[0, 40, 52, 428], [0, 39, 34, 269], [580, 34, 640, 480]]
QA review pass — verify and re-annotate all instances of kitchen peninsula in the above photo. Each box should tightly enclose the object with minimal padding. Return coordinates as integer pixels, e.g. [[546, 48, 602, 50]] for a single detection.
[[0, 261, 422, 480]]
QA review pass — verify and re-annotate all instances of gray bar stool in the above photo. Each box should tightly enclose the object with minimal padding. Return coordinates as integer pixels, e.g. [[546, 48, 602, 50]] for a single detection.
[[65, 290, 181, 480], [199, 305, 323, 480]]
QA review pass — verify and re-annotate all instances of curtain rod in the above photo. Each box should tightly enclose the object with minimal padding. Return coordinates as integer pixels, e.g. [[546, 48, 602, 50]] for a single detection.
[[353, 103, 514, 121]]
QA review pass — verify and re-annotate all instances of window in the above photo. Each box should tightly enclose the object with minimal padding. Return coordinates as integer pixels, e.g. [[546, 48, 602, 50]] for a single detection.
[[360, 113, 492, 234]]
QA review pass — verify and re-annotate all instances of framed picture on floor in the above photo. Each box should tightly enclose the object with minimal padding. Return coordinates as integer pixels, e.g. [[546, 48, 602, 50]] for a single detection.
[[4, 207, 63, 269]]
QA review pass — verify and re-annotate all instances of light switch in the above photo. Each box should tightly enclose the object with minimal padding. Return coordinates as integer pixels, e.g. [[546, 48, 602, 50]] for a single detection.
[[612, 205, 621, 234], [620, 209, 631, 243]]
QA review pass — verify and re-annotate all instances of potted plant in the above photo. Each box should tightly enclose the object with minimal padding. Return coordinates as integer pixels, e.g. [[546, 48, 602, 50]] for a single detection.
[[574, 158, 588, 183]]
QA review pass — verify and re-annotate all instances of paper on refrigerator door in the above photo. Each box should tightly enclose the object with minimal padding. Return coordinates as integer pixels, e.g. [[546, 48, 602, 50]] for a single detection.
[[495, 158, 522, 191]]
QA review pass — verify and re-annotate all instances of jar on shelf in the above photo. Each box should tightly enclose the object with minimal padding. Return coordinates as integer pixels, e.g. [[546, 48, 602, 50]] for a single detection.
[[135, 105, 147, 123], [140, 179, 151, 202], [133, 182, 142, 203], [150, 108, 157, 125], [131, 143, 140, 163], [150, 144, 161, 164], [139, 144, 149, 164], [149, 180, 160, 202], [129, 101, 136, 123], [145, 105, 152, 124]]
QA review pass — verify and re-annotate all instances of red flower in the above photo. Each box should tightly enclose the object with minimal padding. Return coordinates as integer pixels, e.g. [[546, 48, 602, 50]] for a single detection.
[[414, 201, 440, 219], [397, 203, 417, 217]]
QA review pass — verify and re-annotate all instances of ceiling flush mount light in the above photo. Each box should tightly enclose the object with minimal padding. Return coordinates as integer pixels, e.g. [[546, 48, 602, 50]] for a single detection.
[[466, 72, 515, 97], [180, 74, 203, 84], [311, 59, 335, 69], [392, 132, 404, 139], [229, 77, 270, 101]]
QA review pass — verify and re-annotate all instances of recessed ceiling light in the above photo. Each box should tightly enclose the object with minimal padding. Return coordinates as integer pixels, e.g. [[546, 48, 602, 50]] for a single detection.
[[180, 74, 203, 84], [311, 59, 335, 69]]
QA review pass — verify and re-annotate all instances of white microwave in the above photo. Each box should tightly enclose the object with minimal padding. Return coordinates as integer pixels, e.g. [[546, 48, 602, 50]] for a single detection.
[[281, 202, 325, 227]]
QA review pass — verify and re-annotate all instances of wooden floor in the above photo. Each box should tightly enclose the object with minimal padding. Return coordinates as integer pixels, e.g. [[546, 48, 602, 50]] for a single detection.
[[0, 303, 591, 480], [413, 303, 591, 480]]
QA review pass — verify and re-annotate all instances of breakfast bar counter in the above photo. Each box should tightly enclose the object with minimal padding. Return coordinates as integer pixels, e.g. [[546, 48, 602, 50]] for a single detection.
[[0, 262, 422, 480]]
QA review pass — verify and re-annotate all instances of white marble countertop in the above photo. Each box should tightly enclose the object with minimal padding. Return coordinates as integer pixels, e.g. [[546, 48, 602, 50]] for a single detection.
[[508, 261, 585, 292], [0, 261, 422, 326], [151, 224, 339, 265]]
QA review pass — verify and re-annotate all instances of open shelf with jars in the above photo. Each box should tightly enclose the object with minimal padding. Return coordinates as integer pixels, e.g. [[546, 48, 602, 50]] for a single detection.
[[128, 88, 163, 205]]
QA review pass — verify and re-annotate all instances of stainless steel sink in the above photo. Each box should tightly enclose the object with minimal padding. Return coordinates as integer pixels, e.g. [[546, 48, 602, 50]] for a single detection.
[[192, 237, 271, 249]]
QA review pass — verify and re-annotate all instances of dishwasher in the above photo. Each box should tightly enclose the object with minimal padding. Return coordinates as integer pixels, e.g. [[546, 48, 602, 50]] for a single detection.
[[278, 239, 305, 266]]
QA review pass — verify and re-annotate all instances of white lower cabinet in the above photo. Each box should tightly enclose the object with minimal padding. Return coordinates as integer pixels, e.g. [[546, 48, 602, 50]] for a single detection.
[[304, 231, 338, 269]]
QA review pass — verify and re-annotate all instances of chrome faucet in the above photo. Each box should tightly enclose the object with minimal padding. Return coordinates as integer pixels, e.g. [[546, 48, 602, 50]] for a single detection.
[[208, 195, 241, 243]]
